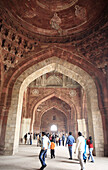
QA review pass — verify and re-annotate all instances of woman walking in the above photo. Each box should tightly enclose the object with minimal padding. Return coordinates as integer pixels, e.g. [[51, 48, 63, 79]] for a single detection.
[[87, 136, 94, 163]]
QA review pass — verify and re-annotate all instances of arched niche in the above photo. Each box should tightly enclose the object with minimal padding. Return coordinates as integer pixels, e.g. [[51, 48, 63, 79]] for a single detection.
[[29, 91, 77, 126], [29, 96, 76, 137], [31, 95, 74, 128], [40, 108, 68, 133]]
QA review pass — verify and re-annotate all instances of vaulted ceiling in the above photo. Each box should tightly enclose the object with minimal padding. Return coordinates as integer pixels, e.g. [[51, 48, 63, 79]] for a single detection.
[[0, 0, 107, 75], [0, 0, 107, 37]]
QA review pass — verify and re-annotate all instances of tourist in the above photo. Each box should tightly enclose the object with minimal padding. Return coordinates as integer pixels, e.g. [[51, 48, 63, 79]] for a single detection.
[[66, 132, 75, 159], [59, 136, 61, 146], [30, 133, 32, 145], [62, 134, 65, 146], [39, 132, 50, 170], [24, 133, 27, 144], [27, 132, 30, 144], [50, 136, 55, 159], [83, 137, 87, 163], [87, 136, 94, 163], [55, 135, 59, 146], [74, 132, 85, 170]]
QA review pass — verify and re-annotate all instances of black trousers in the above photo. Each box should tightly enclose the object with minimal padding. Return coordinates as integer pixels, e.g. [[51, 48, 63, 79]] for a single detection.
[[51, 149, 55, 158], [62, 140, 65, 146]]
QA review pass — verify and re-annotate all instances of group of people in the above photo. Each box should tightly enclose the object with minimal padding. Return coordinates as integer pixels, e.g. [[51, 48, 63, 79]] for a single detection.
[[39, 131, 95, 170], [24, 132, 67, 147], [24, 132, 33, 145]]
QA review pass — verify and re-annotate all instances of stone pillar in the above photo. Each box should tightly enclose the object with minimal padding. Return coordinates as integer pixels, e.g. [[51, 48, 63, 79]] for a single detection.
[[20, 118, 31, 139], [86, 87, 104, 156], [101, 107, 108, 156], [77, 119, 87, 138], [41, 74, 46, 86], [63, 75, 66, 87]]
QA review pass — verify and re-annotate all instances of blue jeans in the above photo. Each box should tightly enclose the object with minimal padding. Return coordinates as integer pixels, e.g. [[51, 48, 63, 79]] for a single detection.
[[68, 146, 72, 158], [88, 148, 94, 162], [39, 149, 47, 166]]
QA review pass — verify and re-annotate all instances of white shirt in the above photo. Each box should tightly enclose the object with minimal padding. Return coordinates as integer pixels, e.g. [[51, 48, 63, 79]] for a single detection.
[[75, 136, 85, 152], [41, 135, 50, 150]]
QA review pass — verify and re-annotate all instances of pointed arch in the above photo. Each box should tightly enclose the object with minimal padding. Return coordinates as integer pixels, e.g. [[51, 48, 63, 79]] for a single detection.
[[1, 57, 104, 156]]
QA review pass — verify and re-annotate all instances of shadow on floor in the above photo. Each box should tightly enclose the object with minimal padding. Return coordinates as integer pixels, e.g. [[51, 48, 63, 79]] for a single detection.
[[16, 154, 39, 158], [60, 160, 79, 164]]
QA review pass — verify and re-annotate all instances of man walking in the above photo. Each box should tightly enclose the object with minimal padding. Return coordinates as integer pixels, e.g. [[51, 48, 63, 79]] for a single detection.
[[66, 132, 75, 159], [39, 132, 50, 170], [74, 132, 85, 170], [62, 134, 65, 146]]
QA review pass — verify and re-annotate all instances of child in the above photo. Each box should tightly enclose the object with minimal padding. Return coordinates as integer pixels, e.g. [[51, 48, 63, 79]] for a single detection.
[[50, 136, 55, 159]]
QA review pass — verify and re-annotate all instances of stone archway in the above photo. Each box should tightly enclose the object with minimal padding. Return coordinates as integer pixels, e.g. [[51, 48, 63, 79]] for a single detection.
[[40, 108, 68, 133], [30, 93, 77, 135], [4, 57, 104, 156], [34, 104, 69, 131]]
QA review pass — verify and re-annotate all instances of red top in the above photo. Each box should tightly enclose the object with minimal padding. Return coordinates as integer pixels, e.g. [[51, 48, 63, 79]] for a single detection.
[[87, 139, 93, 148]]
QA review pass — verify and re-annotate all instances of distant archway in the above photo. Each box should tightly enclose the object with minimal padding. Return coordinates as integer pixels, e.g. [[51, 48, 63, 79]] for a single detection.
[[31, 95, 74, 133], [51, 125, 57, 132], [40, 108, 67, 133]]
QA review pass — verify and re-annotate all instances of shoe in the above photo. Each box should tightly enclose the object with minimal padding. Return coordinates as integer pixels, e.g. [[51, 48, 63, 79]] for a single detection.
[[42, 164, 47, 169], [91, 161, 94, 163], [69, 158, 72, 160], [84, 159, 86, 163]]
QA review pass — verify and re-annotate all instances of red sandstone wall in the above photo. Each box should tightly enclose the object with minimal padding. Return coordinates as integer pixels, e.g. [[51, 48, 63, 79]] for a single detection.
[[20, 87, 88, 138]]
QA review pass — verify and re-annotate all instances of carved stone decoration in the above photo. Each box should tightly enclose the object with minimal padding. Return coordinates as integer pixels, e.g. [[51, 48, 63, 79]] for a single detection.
[[2, 53, 18, 71], [75, 5, 87, 21], [36, 0, 79, 12], [3, 59, 15, 71], [24, 8, 36, 18], [3, 40, 8, 51], [46, 75, 62, 86], [101, 67, 107, 75], [69, 90, 77, 97], [10, 46, 16, 55], [16, 49, 23, 58], [15, 35, 22, 44], [8, 31, 15, 41], [96, 59, 108, 74], [50, 13, 63, 35], [65, 77, 80, 88], [31, 89, 39, 95]]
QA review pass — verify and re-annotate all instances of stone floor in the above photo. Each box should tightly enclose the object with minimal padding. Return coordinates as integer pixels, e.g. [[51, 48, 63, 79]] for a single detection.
[[0, 144, 108, 170]]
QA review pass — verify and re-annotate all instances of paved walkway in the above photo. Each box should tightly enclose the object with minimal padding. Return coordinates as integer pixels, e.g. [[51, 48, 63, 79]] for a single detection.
[[0, 144, 108, 170]]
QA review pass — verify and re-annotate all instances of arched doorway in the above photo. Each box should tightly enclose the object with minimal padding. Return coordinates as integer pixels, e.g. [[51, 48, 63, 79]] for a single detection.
[[1, 57, 104, 156], [30, 96, 73, 135], [40, 108, 67, 133], [50, 125, 58, 132]]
